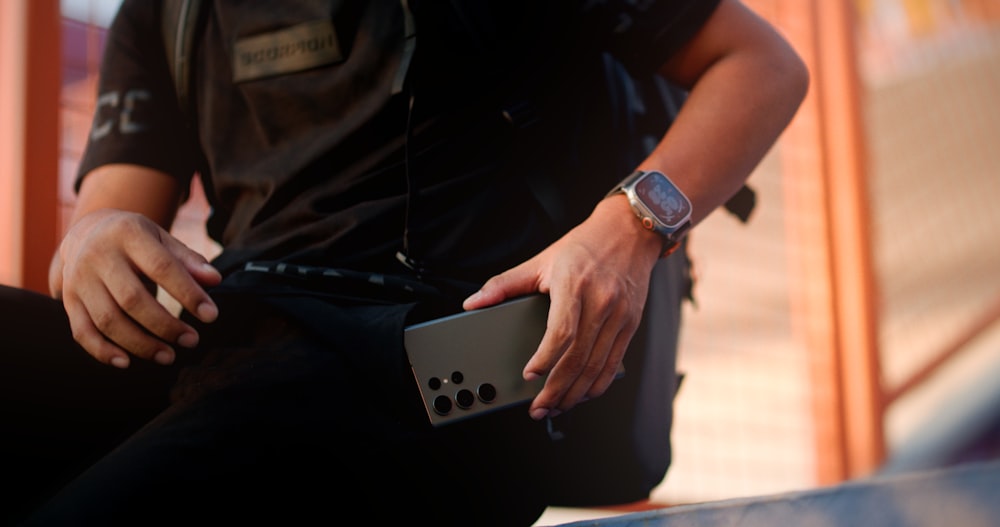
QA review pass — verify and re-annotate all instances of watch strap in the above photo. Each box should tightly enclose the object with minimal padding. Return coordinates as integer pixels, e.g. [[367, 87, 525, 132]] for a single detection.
[[605, 170, 644, 199], [660, 220, 691, 257]]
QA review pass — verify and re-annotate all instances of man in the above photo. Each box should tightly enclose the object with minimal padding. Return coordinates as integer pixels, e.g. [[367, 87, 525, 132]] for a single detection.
[[4, 0, 807, 524]]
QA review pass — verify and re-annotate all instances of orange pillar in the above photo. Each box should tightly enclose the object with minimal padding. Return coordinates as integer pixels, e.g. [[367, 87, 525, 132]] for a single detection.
[[0, 0, 29, 286], [770, 0, 885, 482], [23, 0, 62, 294], [0, 0, 61, 292]]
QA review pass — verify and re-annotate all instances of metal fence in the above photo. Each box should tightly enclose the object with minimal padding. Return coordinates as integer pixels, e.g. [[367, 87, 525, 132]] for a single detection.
[[651, 0, 1000, 506]]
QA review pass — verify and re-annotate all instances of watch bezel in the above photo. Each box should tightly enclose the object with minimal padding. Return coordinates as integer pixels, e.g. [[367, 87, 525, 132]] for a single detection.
[[622, 171, 692, 233]]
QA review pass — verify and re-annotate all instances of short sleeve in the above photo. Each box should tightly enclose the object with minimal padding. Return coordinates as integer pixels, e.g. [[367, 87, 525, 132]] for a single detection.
[[581, 0, 724, 75], [75, 0, 201, 193]]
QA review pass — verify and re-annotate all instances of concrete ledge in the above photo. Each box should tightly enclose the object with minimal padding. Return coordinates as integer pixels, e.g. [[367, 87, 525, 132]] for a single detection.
[[555, 460, 1000, 527]]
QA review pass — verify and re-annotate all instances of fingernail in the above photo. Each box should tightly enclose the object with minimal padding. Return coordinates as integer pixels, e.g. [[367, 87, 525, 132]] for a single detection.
[[177, 332, 198, 348], [153, 350, 174, 365], [464, 290, 483, 304], [524, 371, 541, 381], [549, 409, 563, 418], [530, 408, 549, 420], [196, 302, 218, 322], [202, 262, 220, 275], [110, 356, 129, 369]]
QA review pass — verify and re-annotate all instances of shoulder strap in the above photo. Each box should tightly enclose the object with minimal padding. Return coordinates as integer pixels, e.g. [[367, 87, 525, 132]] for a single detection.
[[161, 0, 208, 115]]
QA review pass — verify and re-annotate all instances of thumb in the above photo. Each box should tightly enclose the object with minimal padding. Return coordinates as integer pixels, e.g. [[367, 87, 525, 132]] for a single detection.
[[462, 263, 540, 311]]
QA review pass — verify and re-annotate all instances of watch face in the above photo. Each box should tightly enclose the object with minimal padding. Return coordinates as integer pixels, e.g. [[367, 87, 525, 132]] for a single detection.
[[635, 172, 692, 228]]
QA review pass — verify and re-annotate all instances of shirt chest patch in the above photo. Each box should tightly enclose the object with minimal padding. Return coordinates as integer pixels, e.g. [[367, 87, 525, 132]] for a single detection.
[[232, 19, 343, 82]]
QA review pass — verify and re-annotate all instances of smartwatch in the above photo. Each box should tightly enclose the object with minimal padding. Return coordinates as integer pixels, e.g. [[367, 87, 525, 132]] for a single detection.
[[607, 170, 692, 257]]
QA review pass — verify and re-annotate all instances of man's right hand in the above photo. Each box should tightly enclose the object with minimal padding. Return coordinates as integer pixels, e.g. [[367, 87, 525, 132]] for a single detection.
[[52, 209, 220, 368], [48, 164, 221, 368]]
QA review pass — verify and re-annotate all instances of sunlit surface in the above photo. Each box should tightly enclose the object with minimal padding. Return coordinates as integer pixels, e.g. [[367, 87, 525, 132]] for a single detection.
[[60, 0, 121, 27]]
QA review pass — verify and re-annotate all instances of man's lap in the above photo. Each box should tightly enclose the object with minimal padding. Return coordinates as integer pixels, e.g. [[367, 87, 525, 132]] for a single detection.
[[4, 286, 551, 525]]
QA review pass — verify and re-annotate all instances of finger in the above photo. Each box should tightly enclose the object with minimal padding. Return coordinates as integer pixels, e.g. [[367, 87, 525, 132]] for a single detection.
[[560, 296, 637, 406], [527, 287, 639, 418], [179, 248, 222, 288], [523, 289, 582, 380], [64, 294, 132, 368], [463, 261, 540, 311], [130, 234, 219, 324], [83, 284, 178, 365], [557, 323, 631, 412], [104, 270, 200, 351], [526, 295, 596, 419], [529, 332, 610, 418], [587, 328, 632, 398]]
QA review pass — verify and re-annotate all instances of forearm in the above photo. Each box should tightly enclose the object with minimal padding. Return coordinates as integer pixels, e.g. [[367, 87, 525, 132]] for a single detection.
[[643, 0, 809, 226]]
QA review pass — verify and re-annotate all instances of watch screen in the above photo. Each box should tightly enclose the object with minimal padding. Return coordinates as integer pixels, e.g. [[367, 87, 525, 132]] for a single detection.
[[635, 172, 691, 228]]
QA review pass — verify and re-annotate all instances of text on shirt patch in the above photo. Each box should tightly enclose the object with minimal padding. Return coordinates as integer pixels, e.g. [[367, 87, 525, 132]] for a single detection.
[[232, 19, 343, 82]]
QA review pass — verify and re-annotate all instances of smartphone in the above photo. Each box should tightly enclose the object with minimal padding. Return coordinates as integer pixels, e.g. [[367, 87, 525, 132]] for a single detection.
[[404, 294, 551, 426]]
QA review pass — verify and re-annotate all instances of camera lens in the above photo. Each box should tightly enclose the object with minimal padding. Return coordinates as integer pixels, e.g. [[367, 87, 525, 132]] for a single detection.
[[455, 389, 475, 409], [432, 395, 452, 415], [477, 383, 497, 403], [451, 371, 464, 384], [428, 377, 442, 391]]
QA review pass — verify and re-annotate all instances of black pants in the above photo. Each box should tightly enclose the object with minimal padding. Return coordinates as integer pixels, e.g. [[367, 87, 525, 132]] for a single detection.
[[0, 284, 553, 526]]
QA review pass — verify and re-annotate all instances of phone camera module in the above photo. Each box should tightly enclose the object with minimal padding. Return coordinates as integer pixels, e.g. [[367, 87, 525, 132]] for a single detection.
[[455, 389, 475, 409], [477, 383, 497, 403], [432, 395, 453, 416]]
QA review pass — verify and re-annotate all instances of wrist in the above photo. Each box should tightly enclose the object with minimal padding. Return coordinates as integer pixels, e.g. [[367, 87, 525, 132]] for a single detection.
[[597, 194, 667, 262], [605, 170, 693, 258]]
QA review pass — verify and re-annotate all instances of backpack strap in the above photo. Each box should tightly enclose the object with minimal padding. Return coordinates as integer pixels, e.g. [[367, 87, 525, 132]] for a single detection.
[[724, 184, 756, 223], [161, 0, 208, 116]]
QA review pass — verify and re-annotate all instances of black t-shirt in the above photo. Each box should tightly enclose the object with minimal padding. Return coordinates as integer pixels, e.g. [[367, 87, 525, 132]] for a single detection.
[[79, 0, 720, 282]]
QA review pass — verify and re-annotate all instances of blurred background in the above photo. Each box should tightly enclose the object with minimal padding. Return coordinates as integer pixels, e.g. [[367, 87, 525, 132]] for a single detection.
[[1, 0, 998, 524]]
